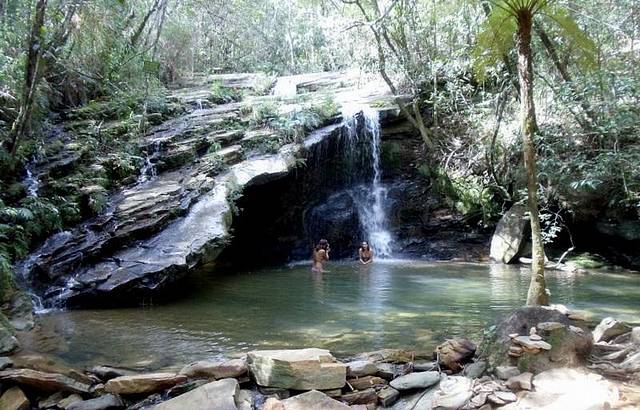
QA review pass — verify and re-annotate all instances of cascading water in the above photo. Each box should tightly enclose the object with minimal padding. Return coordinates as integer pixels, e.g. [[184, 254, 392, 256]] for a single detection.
[[138, 140, 161, 184], [24, 166, 40, 197], [341, 105, 393, 257]]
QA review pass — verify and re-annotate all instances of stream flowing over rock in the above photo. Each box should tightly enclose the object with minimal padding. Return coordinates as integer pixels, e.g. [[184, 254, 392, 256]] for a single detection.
[[16, 72, 411, 308], [15, 70, 494, 308]]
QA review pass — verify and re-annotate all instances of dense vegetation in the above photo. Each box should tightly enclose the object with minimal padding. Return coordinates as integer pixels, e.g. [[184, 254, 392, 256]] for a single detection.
[[0, 0, 638, 302]]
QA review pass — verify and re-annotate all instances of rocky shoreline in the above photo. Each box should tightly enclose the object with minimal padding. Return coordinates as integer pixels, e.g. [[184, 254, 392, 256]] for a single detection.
[[0, 306, 638, 410]]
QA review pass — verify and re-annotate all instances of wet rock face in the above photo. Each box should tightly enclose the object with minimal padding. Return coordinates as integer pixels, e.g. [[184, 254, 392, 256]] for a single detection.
[[304, 192, 361, 259]]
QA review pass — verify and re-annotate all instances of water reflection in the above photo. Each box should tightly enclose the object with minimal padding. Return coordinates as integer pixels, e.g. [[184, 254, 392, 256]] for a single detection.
[[28, 261, 640, 369]]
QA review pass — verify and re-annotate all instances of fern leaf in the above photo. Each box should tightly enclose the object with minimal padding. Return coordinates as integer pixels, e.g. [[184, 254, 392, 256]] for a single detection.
[[540, 5, 597, 71], [473, 6, 517, 81]]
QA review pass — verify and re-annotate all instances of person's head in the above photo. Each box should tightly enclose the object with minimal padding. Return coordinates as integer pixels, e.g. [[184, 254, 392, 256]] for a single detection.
[[361, 241, 370, 251], [319, 239, 329, 249]]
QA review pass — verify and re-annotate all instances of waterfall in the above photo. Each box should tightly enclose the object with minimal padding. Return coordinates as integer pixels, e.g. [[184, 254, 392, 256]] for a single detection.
[[341, 105, 393, 257], [138, 141, 161, 184], [23, 162, 40, 197]]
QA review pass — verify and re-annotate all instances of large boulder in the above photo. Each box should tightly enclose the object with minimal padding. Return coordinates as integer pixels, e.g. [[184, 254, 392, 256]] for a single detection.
[[502, 368, 619, 410], [432, 376, 473, 409], [435, 339, 476, 372], [490, 204, 527, 263], [154, 378, 239, 410], [0, 368, 92, 394], [247, 348, 346, 390], [481, 307, 592, 374], [280, 390, 349, 410], [104, 373, 186, 395]]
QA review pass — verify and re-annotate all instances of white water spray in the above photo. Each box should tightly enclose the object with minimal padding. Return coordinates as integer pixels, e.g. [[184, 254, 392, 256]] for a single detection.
[[341, 104, 393, 257], [24, 166, 40, 197], [138, 140, 161, 184]]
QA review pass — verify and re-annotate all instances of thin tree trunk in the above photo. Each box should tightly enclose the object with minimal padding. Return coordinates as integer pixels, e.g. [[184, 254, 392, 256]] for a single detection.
[[130, 0, 161, 48], [8, 0, 47, 157], [535, 24, 598, 127], [516, 9, 548, 306]]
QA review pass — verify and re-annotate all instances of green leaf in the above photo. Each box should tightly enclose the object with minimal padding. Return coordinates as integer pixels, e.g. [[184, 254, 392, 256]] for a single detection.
[[541, 5, 597, 71], [472, 6, 517, 81]]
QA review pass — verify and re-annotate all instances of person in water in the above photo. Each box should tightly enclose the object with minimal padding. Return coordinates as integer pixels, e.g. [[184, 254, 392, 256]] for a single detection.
[[359, 241, 373, 265], [312, 239, 330, 272]]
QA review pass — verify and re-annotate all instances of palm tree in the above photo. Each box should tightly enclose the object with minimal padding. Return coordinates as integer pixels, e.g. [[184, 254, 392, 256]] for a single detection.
[[475, 0, 594, 306]]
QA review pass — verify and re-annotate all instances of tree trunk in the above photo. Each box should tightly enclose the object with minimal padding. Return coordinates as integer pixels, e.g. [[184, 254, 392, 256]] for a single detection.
[[8, 0, 47, 157], [516, 9, 548, 306]]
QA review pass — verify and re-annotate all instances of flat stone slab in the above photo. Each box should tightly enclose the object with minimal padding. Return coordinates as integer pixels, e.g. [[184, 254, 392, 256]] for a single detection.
[[0, 386, 30, 410], [281, 390, 349, 410], [513, 335, 552, 350], [155, 378, 239, 410], [0, 368, 91, 394], [247, 348, 346, 390], [389, 371, 440, 390], [345, 360, 378, 378], [104, 372, 186, 395], [67, 394, 124, 410], [179, 359, 247, 379]]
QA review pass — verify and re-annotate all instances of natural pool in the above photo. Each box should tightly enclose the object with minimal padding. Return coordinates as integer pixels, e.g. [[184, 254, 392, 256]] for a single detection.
[[28, 260, 640, 369]]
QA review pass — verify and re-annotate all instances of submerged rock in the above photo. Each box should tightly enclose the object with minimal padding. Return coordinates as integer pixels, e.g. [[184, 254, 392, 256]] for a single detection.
[[154, 378, 239, 410], [247, 348, 346, 390], [104, 373, 186, 395]]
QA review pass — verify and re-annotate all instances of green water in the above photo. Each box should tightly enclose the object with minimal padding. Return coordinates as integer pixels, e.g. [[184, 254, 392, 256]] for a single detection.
[[32, 261, 640, 369]]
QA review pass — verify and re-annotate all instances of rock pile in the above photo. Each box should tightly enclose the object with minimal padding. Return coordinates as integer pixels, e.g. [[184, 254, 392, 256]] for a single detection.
[[0, 318, 636, 410]]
